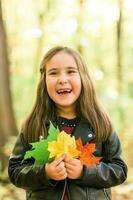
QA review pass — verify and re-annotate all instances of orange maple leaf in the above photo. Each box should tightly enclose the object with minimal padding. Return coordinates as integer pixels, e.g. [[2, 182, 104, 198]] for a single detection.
[[76, 138, 102, 167]]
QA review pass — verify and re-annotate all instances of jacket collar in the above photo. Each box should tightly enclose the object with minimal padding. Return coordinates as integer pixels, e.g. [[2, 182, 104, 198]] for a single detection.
[[74, 118, 96, 144], [50, 116, 96, 144]]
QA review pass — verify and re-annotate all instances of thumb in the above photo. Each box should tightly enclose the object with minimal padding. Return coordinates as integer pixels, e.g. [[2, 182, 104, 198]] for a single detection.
[[52, 154, 65, 166]]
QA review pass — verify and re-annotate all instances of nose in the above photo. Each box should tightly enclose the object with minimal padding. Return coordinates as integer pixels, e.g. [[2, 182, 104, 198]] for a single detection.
[[57, 74, 68, 85]]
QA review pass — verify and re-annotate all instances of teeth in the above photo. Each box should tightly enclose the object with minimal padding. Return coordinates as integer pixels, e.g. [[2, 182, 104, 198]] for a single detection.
[[57, 89, 71, 94]]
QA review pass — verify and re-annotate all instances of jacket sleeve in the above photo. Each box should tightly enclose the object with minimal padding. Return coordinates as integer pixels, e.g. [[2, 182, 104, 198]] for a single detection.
[[8, 133, 57, 190], [75, 132, 128, 188]]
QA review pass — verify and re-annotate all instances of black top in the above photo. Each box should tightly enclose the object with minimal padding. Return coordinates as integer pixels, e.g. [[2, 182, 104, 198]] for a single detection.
[[56, 116, 80, 135]]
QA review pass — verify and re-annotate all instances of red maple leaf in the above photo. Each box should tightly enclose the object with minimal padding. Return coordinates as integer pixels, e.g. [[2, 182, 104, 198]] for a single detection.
[[76, 138, 102, 167]]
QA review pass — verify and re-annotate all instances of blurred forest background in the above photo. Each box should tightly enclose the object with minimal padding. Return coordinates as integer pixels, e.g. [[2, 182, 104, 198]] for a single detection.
[[0, 0, 133, 199]]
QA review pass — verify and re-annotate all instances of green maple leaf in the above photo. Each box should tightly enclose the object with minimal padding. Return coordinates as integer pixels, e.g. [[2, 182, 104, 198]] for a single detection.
[[47, 121, 60, 141], [24, 122, 60, 166]]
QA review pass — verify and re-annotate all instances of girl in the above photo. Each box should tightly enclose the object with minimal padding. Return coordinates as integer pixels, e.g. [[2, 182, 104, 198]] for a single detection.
[[8, 46, 127, 200]]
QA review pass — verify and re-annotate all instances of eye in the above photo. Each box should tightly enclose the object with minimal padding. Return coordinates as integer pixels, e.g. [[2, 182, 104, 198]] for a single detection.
[[47, 71, 58, 76], [49, 72, 57, 75], [68, 70, 77, 74]]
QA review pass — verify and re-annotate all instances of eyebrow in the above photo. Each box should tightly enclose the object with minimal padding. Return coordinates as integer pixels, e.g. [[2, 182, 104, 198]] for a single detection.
[[47, 66, 78, 73]]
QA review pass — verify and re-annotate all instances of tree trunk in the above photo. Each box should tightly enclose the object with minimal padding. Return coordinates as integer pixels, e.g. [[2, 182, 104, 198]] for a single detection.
[[75, 0, 85, 55], [0, 0, 18, 171], [116, 0, 123, 93], [33, 0, 50, 74], [116, 0, 125, 133]]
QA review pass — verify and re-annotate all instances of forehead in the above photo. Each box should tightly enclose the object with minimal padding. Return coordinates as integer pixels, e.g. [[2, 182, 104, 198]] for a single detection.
[[46, 51, 77, 67]]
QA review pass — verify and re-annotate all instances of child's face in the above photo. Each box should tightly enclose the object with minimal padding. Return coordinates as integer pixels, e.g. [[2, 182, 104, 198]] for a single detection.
[[45, 51, 81, 116]]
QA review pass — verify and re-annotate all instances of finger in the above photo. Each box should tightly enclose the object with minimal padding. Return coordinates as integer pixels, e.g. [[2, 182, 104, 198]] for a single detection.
[[55, 166, 67, 180], [65, 160, 78, 169], [57, 172, 67, 180], [59, 161, 65, 168], [58, 168, 67, 177], [65, 165, 74, 173], [52, 155, 65, 166], [65, 162, 72, 169], [64, 155, 70, 162], [56, 162, 65, 173], [68, 158, 80, 165]]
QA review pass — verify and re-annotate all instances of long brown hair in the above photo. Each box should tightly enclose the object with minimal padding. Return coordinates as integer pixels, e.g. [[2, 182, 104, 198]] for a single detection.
[[23, 46, 113, 143]]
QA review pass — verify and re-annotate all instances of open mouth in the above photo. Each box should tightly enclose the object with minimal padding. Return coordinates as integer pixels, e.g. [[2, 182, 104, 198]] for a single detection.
[[57, 88, 72, 95]]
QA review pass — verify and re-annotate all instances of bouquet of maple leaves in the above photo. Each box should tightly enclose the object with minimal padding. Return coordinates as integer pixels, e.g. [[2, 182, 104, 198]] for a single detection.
[[24, 122, 102, 167]]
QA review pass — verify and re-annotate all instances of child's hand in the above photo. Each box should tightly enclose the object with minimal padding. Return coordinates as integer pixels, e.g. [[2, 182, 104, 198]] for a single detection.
[[64, 156, 83, 179], [45, 155, 67, 181]]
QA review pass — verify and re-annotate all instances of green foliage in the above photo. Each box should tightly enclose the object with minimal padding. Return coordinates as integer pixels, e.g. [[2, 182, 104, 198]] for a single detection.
[[24, 122, 60, 166]]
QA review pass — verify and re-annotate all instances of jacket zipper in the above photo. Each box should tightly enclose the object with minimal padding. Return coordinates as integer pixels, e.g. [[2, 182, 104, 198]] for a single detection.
[[103, 189, 110, 200], [61, 179, 67, 200]]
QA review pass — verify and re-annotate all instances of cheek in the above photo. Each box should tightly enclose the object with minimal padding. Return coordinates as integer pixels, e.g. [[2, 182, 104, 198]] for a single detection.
[[46, 77, 56, 95], [46, 78, 51, 93], [77, 83, 82, 96], [75, 77, 82, 93]]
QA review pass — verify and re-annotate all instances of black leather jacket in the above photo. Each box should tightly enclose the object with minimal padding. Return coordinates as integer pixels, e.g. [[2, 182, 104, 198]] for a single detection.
[[8, 119, 127, 200]]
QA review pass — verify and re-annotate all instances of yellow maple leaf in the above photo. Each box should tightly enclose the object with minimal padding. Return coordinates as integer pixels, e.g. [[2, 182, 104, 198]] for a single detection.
[[48, 131, 80, 159]]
